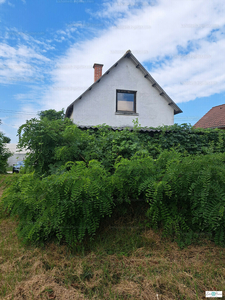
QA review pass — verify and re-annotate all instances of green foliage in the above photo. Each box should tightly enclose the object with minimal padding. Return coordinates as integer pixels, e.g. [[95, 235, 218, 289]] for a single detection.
[[38, 109, 65, 121], [1, 160, 114, 247], [135, 123, 225, 156], [54, 125, 94, 167], [2, 136, 11, 143], [132, 117, 142, 131], [112, 150, 156, 203], [17, 116, 73, 175], [0, 120, 12, 174], [55, 125, 143, 174], [63, 123, 225, 174], [142, 151, 225, 248], [110, 147, 225, 248]]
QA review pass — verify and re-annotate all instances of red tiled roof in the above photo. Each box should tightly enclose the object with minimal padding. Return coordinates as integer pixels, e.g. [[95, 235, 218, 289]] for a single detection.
[[194, 104, 225, 129]]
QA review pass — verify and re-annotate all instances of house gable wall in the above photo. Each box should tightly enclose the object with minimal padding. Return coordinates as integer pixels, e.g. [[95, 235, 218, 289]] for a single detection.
[[72, 57, 174, 128]]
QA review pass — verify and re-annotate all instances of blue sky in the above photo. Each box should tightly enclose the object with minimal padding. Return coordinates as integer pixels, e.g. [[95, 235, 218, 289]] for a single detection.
[[0, 0, 225, 143]]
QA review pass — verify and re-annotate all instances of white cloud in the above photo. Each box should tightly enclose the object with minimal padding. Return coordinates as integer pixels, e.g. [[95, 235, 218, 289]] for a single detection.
[[151, 37, 225, 103], [0, 40, 51, 84], [0, 0, 6, 4], [88, 0, 154, 19], [4, 27, 55, 51], [53, 26, 79, 43]]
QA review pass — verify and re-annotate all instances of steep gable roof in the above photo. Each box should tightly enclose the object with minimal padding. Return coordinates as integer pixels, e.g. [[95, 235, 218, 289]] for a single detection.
[[65, 50, 182, 118], [194, 104, 225, 129]]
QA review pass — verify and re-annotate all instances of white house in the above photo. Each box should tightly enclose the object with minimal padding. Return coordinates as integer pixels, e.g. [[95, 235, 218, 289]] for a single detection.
[[65, 50, 182, 127]]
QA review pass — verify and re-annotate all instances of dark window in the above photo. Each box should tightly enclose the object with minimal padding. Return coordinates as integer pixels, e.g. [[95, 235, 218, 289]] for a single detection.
[[116, 90, 136, 112]]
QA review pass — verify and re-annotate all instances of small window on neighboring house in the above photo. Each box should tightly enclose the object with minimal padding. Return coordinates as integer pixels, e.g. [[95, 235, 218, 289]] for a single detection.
[[116, 90, 136, 113]]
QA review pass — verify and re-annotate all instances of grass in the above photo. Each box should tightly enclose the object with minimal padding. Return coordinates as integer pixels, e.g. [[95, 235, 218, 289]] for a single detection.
[[0, 174, 225, 299]]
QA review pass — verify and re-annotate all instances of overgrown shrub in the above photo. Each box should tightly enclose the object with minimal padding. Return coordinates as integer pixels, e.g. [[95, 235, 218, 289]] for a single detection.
[[17, 117, 73, 175], [0, 123, 12, 174], [142, 151, 225, 248], [55, 126, 143, 174], [111, 150, 157, 204], [1, 160, 114, 247]]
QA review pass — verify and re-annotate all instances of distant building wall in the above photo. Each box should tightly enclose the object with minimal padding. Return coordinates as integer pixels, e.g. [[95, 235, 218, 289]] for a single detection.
[[5, 143, 29, 166]]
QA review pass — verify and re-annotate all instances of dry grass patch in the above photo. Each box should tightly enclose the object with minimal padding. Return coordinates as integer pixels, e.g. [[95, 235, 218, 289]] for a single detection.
[[0, 221, 225, 299], [4, 274, 85, 300]]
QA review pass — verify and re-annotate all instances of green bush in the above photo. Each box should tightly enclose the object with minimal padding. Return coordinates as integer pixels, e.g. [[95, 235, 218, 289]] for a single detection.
[[55, 126, 143, 174], [142, 151, 225, 247], [111, 150, 157, 204], [110, 149, 225, 248], [0, 129, 12, 174], [1, 160, 114, 247], [17, 116, 73, 175]]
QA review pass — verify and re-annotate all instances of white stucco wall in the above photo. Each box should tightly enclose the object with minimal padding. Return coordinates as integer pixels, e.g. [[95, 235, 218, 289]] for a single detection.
[[72, 57, 174, 128]]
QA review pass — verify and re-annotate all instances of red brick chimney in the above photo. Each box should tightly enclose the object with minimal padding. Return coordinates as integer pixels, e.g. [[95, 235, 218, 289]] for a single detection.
[[93, 63, 103, 82]]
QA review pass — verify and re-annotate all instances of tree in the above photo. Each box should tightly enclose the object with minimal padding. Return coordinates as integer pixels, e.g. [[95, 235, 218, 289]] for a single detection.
[[3, 136, 11, 143], [17, 110, 72, 175], [38, 109, 65, 121], [0, 119, 12, 173]]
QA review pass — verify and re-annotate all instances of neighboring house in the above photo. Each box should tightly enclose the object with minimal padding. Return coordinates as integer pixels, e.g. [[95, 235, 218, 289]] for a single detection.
[[65, 50, 182, 128], [194, 104, 225, 129], [6, 143, 28, 166]]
